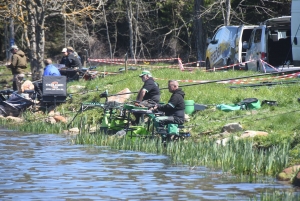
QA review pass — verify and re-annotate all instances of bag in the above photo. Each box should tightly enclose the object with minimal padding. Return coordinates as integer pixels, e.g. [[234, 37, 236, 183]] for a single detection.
[[216, 104, 241, 112], [239, 98, 261, 110], [168, 124, 179, 135]]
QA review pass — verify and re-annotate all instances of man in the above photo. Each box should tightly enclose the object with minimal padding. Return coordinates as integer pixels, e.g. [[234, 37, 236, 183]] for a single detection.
[[136, 70, 160, 103], [134, 70, 160, 124], [43, 58, 61, 76], [6, 45, 27, 93], [153, 80, 185, 126], [34, 58, 61, 98], [59, 48, 68, 66], [65, 46, 82, 70]]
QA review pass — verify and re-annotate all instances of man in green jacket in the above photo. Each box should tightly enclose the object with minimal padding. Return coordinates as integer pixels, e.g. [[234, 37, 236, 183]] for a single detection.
[[6, 45, 27, 93]]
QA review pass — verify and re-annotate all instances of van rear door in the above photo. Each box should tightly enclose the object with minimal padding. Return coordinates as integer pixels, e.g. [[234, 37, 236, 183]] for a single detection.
[[245, 27, 265, 71], [235, 25, 258, 67]]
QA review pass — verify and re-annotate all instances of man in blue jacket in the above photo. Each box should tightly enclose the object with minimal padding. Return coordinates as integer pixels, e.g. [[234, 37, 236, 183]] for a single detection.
[[43, 59, 61, 76], [33, 59, 61, 97]]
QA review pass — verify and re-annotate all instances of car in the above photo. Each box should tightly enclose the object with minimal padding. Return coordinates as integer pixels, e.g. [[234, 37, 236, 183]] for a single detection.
[[205, 25, 256, 70], [243, 16, 292, 72]]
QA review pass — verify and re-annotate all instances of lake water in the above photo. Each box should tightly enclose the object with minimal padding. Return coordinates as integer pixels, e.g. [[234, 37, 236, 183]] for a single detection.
[[0, 128, 298, 200]]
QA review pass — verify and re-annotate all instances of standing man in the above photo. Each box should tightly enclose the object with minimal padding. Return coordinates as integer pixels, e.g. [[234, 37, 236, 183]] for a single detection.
[[66, 47, 82, 70], [153, 80, 185, 126], [6, 45, 27, 93]]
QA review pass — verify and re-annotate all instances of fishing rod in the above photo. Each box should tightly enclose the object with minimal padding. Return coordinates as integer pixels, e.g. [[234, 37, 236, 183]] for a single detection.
[[229, 80, 300, 89], [102, 68, 300, 98]]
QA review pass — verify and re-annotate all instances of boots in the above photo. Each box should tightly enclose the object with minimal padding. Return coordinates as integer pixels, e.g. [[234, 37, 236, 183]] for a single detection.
[[13, 81, 17, 91]]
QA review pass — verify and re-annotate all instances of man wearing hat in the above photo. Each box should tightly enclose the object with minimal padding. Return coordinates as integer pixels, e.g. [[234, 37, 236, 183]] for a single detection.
[[59, 48, 68, 66], [134, 70, 160, 124], [6, 45, 27, 92], [65, 46, 82, 69], [136, 70, 160, 103]]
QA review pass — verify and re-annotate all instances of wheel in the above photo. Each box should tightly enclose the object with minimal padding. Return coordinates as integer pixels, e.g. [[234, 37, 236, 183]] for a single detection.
[[206, 58, 211, 70], [227, 58, 232, 70]]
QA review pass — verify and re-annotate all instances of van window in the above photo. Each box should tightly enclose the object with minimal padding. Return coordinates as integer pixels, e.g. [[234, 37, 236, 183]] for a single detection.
[[212, 27, 238, 43], [213, 29, 223, 42], [254, 29, 262, 43]]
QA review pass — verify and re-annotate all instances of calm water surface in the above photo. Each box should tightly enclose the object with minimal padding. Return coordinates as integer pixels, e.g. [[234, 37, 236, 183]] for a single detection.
[[0, 129, 297, 200]]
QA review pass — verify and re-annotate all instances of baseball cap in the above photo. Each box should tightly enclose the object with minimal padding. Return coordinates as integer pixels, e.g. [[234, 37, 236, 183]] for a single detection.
[[139, 70, 152, 77], [61, 48, 67, 53], [10, 45, 18, 50]]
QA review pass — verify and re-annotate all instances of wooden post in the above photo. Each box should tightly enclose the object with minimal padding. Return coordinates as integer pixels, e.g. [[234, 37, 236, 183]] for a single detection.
[[125, 53, 128, 73]]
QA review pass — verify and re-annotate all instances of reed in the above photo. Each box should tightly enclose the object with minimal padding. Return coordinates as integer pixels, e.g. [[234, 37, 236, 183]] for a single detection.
[[73, 132, 290, 179]]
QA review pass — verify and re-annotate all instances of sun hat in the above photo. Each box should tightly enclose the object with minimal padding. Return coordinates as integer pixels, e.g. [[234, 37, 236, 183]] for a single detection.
[[139, 70, 152, 77], [67, 46, 74, 52], [61, 48, 67, 53]]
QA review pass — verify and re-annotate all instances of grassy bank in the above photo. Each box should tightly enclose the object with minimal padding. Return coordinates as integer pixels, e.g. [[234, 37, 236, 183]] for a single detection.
[[1, 64, 300, 180]]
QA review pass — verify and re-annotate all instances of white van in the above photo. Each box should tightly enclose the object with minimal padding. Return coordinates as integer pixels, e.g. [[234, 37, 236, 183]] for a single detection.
[[243, 16, 292, 72], [205, 25, 256, 70], [292, 0, 300, 66]]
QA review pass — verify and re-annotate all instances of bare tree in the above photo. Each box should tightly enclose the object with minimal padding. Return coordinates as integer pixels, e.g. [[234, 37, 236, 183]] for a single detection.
[[194, 0, 206, 64]]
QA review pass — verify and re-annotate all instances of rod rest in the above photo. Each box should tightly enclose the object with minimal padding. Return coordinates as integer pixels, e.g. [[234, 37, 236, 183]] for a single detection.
[[23, 90, 35, 94]]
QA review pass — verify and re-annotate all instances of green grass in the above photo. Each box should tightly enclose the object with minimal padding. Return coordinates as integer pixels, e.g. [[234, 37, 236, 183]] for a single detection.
[[2, 64, 300, 179]]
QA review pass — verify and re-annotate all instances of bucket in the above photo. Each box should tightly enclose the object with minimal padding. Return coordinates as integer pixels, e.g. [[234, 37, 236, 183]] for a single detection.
[[184, 100, 195, 114]]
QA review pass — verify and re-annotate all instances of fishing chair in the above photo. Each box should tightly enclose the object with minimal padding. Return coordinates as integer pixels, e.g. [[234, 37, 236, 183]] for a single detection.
[[153, 116, 190, 147]]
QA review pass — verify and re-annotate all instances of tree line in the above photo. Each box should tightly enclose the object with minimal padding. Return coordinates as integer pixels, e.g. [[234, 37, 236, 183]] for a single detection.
[[0, 0, 291, 80]]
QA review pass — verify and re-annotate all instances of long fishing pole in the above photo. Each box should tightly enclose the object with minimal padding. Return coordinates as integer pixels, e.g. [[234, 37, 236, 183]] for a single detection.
[[229, 80, 300, 89], [105, 68, 300, 97]]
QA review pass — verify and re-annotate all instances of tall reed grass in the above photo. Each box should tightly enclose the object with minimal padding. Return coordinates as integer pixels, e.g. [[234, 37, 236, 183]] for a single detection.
[[74, 132, 290, 179]]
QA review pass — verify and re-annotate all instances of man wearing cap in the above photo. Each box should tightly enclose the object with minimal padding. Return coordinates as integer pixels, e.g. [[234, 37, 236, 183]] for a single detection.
[[59, 48, 68, 66], [65, 46, 82, 70], [134, 70, 160, 124], [6, 45, 27, 92], [136, 70, 160, 103]]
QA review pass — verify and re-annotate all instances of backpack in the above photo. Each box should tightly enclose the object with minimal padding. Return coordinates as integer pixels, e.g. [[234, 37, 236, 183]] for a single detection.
[[238, 98, 261, 110], [216, 98, 261, 112]]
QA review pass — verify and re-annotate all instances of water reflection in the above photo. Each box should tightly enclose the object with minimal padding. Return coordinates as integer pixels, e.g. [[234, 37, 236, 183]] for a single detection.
[[0, 129, 297, 200]]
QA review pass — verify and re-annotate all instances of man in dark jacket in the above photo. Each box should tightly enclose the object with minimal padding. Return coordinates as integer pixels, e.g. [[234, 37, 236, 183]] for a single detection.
[[66, 47, 82, 70], [6, 45, 27, 93], [136, 70, 160, 103], [134, 70, 160, 124], [59, 48, 68, 66], [153, 80, 185, 126]]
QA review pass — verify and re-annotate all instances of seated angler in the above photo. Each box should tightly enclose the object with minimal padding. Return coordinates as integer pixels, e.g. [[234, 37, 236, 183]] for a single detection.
[[66, 47, 82, 70], [152, 80, 185, 127], [134, 70, 160, 124], [34, 58, 61, 98]]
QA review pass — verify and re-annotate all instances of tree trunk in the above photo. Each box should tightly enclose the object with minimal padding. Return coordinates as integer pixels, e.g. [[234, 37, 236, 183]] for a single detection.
[[25, 0, 45, 81], [194, 0, 205, 65], [225, 0, 231, 26], [126, 0, 135, 60]]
